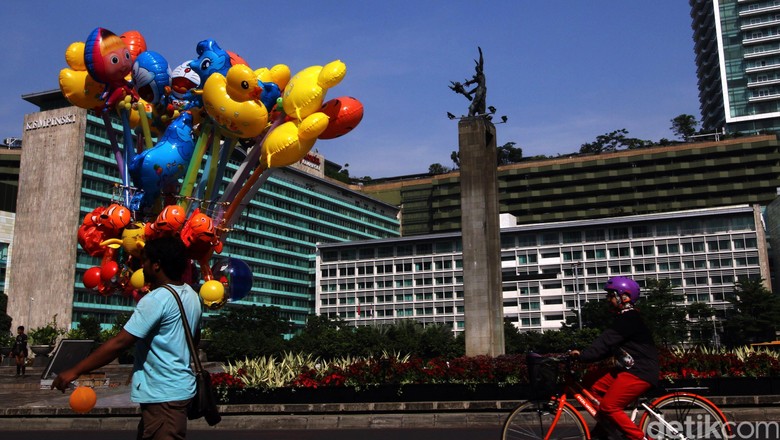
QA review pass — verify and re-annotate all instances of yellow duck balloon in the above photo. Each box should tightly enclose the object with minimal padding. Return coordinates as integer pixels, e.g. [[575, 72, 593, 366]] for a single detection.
[[203, 64, 269, 139], [282, 60, 346, 121], [59, 41, 107, 110]]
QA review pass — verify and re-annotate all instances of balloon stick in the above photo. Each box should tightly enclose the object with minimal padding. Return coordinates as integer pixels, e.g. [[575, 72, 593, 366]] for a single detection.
[[136, 105, 154, 150], [219, 162, 268, 232], [219, 115, 284, 205], [178, 124, 213, 212], [120, 108, 134, 208], [222, 167, 273, 230], [100, 113, 126, 181], [205, 138, 236, 208], [195, 132, 222, 205]]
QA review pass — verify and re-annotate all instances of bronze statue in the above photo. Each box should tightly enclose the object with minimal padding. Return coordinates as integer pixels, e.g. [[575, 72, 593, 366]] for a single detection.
[[449, 47, 487, 117]]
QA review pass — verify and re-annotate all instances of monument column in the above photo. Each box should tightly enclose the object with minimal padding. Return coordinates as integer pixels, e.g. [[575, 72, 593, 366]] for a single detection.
[[459, 116, 504, 356]]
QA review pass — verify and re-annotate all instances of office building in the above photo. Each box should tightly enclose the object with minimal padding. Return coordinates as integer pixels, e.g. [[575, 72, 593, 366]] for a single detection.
[[690, 0, 780, 133], [358, 135, 780, 235], [6, 90, 399, 331], [316, 205, 768, 333]]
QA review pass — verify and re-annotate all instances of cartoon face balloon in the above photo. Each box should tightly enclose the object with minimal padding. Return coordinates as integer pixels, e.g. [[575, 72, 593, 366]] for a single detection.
[[133, 51, 171, 105], [84, 28, 133, 86], [189, 39, 232, 86]]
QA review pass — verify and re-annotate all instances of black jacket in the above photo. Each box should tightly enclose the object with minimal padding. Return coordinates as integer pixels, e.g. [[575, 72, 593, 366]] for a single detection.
[[579, 309, 659, 386]]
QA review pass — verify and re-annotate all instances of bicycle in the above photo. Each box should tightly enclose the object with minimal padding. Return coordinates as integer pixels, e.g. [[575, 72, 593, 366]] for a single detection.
[[502, 353, 733, 440]]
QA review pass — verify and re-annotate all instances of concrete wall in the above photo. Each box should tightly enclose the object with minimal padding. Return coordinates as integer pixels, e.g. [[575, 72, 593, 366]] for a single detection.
[[6, 107, 86, 331]]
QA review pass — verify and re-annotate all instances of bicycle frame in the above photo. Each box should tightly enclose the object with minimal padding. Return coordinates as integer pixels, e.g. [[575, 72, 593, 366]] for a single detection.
[[545, 375, 732, 440]]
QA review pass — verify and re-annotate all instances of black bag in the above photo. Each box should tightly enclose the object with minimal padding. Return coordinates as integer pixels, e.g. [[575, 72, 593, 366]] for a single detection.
[[189, 368, 221, 425], [164, 285, 222, 426]]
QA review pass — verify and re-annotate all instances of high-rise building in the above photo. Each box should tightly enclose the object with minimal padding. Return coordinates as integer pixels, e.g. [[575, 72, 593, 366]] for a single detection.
[[6, 90, 399, 332], [690, 0, 780, 134]]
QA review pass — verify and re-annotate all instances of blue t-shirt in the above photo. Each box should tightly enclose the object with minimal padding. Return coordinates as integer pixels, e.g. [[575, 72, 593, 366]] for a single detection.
[[124, 283, 202, 403]]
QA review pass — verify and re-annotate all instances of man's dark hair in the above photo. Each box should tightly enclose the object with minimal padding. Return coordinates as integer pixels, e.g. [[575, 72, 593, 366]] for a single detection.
[[17, 326, 24, 331], [143, 236, 188, 281]]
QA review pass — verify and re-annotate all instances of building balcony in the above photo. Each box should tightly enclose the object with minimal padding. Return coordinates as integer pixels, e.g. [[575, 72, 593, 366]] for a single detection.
[[743, 33, 780, 46], [748, 92, 780, 102], [747, 78, 780, 87], [739, 4, 780, 18], [745, 63, 780, 73], [744, 47, 780, 59], [741, 18, 780, 31]]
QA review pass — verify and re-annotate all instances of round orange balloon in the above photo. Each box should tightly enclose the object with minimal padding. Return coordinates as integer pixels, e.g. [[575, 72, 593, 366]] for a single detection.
[[70, 386, 97, 414], [120, 30, 147, 63]]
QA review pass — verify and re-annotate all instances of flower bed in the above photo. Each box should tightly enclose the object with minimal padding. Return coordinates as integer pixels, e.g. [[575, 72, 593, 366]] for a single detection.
[[210, 348, 780, 404]]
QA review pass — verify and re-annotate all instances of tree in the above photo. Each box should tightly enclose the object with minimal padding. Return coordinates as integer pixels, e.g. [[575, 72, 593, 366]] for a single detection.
[[579, 129, 652, 154], [450, 151, 460, 169], [722, 278, 780, 346], [641, 279, 687, 348], [428, 163, 451, 175], [497, 142, 523, 165], [685, 302, 717, 347], [564, 298, 614, 331], [206, 305, 289, 361], [670, 114, 698, 142]]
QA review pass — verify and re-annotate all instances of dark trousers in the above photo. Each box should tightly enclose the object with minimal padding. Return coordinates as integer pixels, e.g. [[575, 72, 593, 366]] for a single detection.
[[137, 399, 190, 440]]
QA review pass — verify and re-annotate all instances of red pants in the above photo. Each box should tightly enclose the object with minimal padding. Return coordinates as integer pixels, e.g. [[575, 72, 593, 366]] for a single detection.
[[586, 368, 651, 440]]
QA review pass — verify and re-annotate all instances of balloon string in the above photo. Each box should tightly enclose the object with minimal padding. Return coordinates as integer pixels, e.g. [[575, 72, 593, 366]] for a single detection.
[[179, 124, 213, 213], [136, 104, 154, 150]]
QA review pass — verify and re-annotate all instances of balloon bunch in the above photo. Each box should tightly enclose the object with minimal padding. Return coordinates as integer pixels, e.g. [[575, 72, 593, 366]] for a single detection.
[[62, 27, 364, 308]]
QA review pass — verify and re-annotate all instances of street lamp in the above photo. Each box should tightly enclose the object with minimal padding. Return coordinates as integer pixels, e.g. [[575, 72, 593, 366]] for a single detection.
[[573, 263, 582, 330]]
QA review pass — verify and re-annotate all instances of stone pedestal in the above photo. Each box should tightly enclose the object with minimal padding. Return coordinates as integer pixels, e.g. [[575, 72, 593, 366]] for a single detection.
[[458, 117, 505, 356]]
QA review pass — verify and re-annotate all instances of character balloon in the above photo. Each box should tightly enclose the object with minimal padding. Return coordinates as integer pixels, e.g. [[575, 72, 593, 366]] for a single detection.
[[83, 27, 139, 111], [128, 112, 196, 211]]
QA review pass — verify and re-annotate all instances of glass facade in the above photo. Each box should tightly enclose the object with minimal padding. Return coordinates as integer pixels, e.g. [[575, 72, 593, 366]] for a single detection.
[[74, 113, 400, 330], [316, 205, 767, 334]]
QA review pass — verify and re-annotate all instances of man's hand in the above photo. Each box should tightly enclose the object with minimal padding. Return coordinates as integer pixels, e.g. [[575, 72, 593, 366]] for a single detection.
[[51, 369, 79, 392], [569, 350, 581, 358]]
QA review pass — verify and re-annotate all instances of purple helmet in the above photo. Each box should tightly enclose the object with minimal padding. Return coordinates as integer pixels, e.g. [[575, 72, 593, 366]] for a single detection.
[[604, 277, 641, 304]]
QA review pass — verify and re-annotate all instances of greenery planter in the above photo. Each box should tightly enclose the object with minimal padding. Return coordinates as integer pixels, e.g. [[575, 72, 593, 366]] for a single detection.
[[30, 345, 54, 357], [222, 383, 530, 405], [0, 347, 10, 357]]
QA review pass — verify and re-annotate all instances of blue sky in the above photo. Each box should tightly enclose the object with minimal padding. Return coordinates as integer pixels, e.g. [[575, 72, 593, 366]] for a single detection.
[[2, 1, 699, 179]]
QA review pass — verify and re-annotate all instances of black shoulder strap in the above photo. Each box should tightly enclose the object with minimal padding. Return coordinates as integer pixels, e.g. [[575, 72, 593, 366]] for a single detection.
[[162, 284, 204, 374]]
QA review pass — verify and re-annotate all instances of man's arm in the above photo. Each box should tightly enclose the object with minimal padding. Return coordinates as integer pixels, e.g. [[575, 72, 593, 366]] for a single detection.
[[51, 329, 138, 392]]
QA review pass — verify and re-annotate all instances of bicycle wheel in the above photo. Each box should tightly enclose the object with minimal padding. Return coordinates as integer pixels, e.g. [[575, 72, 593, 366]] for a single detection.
[[502, 400, 588, 440], [639, 393, 731, 440]]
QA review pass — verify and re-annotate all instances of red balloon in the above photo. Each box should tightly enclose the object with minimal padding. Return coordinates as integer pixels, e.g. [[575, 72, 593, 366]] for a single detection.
[[83, 267, 102, 289], [120, 30, 147, 63], [100, 261, 119, 282], [318, 96, 364, 139], [228, 51, 249, 67]]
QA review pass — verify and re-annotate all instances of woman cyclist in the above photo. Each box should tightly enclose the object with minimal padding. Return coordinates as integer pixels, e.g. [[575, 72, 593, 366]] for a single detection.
[[570, 276, 659, 440]]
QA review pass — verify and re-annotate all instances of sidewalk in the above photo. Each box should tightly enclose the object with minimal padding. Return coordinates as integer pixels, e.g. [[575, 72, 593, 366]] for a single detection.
[[0, 365, 779, 431]]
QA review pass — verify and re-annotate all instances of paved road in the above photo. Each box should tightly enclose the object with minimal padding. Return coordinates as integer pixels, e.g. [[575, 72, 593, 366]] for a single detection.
[[0, 429, 503, 440]]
